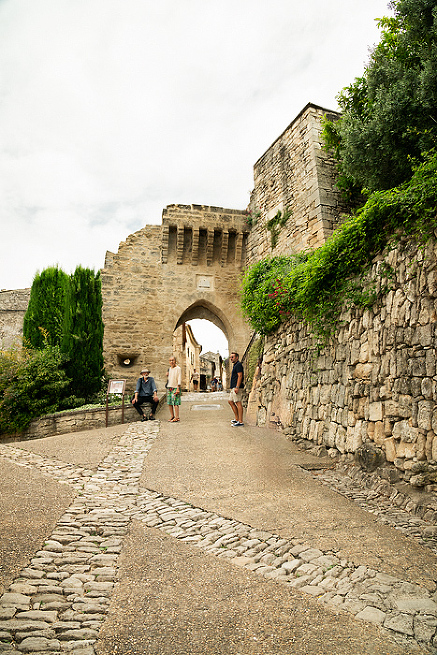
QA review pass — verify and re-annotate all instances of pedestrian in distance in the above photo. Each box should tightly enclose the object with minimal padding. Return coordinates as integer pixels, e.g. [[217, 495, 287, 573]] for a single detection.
[[132, 368, 159, 421], [167, 355, 182, 422], [191, 368, 200, 391], [228, 351, 244, 426]]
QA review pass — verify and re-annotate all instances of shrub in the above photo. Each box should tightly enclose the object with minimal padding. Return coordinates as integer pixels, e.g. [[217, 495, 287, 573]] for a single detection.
[[0, 343, 70, 434]]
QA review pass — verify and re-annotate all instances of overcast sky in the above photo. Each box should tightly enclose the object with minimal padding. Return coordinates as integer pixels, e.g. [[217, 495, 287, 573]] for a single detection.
[[0, 0, 391, 353]]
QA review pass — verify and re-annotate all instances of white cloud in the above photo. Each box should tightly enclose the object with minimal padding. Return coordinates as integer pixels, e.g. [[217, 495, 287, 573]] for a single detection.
[[0, 0, 391, 290]]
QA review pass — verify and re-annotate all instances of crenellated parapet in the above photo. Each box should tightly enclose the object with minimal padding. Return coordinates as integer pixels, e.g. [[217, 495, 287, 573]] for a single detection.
[[161, 204, 250, 268]]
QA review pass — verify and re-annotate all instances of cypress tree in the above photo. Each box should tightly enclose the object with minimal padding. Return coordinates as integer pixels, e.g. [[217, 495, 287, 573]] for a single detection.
[[62, 266, 104, 400], [23, 267, 69, 348]]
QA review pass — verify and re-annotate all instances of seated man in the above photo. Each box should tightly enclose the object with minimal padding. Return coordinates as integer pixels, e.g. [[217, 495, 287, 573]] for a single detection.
[[132, 368, 159, 421]]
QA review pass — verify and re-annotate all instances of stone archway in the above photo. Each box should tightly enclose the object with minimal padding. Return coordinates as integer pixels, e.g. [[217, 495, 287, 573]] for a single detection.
[[101, 204, 253, 391], [174, 299, 235, 347]]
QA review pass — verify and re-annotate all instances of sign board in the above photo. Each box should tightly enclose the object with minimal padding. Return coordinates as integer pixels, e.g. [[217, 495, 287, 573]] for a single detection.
[[107, 379, 126, 395], [106, 379, 127, 427]]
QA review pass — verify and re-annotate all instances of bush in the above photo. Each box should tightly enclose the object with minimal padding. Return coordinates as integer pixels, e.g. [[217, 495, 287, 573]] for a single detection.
[[0, 343, 71, 434]]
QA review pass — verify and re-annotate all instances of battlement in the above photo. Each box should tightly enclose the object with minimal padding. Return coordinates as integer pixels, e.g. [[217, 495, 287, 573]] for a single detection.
[[161, 204, 249, 267]]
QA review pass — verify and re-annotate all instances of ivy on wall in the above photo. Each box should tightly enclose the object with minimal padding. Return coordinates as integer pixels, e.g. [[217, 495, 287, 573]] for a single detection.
[[241, 151, 437, 344], [266, 208, 292, 248]]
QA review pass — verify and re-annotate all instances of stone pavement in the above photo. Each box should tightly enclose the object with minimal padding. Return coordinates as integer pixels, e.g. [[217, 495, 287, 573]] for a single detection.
[[0, 393, 437, 654]]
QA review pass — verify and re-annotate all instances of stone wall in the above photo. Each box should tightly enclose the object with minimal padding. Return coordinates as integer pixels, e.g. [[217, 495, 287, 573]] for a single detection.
[[246, 103, 348, 264], [249, 237, 437, 480], [0, 288, 30, 349], [0, 403, 145, 444], [102, 204, 252, 392]]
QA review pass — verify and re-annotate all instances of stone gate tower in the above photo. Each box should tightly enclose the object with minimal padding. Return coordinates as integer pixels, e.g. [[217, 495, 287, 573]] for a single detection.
[[101, 204, 252, 390]]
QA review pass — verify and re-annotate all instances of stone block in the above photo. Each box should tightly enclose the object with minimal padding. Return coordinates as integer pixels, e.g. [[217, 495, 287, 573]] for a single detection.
[[395, 440, 416, 459], [335, 425, 346, 453], [355, 606, 386, 624], [373, 422, 385, 446], [418, 400, 433, 431], [368, 402, 383, 422], [384, 437, 397, 462], [346, 424, 363, 453], [353, 363, 373, 379], [384, 399, 411, 419], [392, 420, 418, 443], [383, 613, 414, 636], [421, 377, 434, 399]]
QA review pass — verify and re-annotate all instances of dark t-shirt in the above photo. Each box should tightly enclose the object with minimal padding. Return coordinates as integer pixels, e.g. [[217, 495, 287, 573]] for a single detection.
[[230, 361, 244, 389]]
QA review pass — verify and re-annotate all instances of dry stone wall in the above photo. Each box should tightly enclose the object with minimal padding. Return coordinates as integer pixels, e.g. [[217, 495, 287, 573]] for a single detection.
[[250, 237, 437, 482], [1, 404, 143, 443]]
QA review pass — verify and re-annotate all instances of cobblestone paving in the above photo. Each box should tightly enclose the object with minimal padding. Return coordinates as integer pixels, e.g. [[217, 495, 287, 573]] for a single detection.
[[1, 422, 437, 654], [314, 465, 437, 556]]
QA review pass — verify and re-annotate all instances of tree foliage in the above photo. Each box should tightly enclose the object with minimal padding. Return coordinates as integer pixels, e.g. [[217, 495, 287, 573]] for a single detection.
[[19, 264, 105, 425], [61, 267, 104, 401], [23, 267, 69, 348], [323, 0, 437, 193], [0, 342, 71, 434]]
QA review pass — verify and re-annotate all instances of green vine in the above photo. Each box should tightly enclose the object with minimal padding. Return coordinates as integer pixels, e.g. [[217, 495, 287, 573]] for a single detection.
[[266, 208, 292, 248], [241, 150, 437, 345], [245, 208, 261, 227]]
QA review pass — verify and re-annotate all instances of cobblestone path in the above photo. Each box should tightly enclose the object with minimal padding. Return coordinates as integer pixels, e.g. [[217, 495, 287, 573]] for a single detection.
[[1, 421, 437, 654]]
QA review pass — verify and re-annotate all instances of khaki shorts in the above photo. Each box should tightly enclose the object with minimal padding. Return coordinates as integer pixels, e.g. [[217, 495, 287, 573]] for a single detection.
[[229, 388, 242, 403]]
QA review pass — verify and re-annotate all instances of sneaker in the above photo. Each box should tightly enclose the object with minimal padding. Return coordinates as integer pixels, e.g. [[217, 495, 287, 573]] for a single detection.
[[231, 419, 238, 425], [149, 415, 155, 420], [232, 421, 244, 427]]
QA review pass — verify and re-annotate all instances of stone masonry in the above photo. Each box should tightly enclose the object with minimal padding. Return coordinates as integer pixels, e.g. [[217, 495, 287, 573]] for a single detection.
[[0, 289, 30, 349], [246, 103, 348, 262], [101, 204, 252, 392], [250, 235, 437, 481]]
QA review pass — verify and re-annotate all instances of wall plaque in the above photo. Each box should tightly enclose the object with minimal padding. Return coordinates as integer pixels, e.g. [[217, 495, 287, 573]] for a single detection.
[[196, 275, 214, 291]]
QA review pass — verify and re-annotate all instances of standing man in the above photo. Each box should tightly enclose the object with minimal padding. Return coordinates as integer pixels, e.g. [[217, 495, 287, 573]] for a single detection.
[[132, 368, 159, 421], [191, 368, 200, 392], [228, 351, 244, 427], [167, 356, 182, 422]]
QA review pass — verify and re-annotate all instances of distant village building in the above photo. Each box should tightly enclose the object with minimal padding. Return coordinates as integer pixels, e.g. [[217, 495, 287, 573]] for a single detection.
[[200, 351, 224, 391], [172, 322, 201, 391]]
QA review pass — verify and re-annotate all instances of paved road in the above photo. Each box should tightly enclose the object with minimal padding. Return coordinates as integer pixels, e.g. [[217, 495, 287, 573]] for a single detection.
[[0, 392, 435, 654]]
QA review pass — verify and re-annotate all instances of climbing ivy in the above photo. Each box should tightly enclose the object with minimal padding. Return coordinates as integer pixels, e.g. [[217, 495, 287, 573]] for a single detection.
[[241, 150, 437, 344], [266, 208, 292, 248]]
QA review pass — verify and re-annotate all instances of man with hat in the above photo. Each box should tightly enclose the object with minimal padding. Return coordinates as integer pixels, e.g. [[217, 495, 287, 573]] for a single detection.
[[132, 368, 159, 421]]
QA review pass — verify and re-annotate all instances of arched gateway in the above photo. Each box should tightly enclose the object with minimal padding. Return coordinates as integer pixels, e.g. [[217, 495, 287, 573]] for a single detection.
[[101, 203, 253, 391]]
